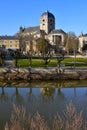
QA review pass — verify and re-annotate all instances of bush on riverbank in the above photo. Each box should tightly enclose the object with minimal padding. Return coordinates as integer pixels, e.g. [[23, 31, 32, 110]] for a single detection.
[[5, 103, 86, 130]]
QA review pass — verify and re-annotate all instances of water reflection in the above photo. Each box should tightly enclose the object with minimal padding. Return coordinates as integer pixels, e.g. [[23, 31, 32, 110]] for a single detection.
[[26, 82, 39, 104], [27, 87, 37, 104], [41, 88, 55, 97], [0, 87, 9, 102], [0, 80, 87, 130], [11, 87, 24, 105]]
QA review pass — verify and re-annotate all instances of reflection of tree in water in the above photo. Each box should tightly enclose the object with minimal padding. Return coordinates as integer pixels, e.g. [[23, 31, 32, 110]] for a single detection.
[[73, 87, 77, 97], [29, 87, 32, 95], [11, 87, 23, 105], [27, 87, 37, 104], [40, 87, 55, 99], [0, 87, 9, 102], [58, 88, 64, 96]]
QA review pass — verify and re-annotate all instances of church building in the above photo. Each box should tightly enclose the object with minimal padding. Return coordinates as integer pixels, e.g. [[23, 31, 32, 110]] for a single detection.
[[19, 10, 66, 52]]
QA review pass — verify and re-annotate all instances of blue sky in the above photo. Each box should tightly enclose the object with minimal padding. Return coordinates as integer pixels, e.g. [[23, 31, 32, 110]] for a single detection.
[[0, 0, 87, 36]]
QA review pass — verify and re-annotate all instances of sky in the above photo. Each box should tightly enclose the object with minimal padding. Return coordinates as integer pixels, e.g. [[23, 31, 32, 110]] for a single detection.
[[0, 0, 87, 36]]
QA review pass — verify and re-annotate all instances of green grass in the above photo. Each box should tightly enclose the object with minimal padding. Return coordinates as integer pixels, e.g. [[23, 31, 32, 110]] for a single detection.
[[17, 57, 87, 67], [61, 57, 87, 67], [17, 59, 57, 67]]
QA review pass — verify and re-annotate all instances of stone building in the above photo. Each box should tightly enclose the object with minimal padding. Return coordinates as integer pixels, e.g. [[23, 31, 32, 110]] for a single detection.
[[40, 11, 66, 46], [0, 11, 66, 53], [0, 36, 19, 50], [40, 10, 55, 34], [78, 32, 87, 53], [19, 10, 66, 53]]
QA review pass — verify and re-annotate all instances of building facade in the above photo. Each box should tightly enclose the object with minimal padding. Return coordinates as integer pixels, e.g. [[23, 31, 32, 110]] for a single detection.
[[78, 33, 87, 53], [0, 36, 19, 50], [40, 10, 55, 34], [0, 11, 66, 53], [19, 10, 66, 53], [40, 11, 66, 46]]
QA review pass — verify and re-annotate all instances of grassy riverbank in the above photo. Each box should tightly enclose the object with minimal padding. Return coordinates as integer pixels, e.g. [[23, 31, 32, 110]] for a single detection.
[[17, 57, 87, 67]]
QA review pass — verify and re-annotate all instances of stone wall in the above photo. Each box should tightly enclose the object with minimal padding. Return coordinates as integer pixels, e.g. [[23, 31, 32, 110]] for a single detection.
[[0, 67, 87, 81]]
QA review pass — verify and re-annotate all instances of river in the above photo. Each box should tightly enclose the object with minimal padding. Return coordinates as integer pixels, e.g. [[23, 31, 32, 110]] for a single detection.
[[0, 80, 87, 129]]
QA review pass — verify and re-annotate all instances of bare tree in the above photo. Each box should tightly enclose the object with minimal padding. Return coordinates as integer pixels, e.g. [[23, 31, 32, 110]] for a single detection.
[[54, 36, 65, 70], [36, 37, 51, 67], [65, 32, 79, 55]]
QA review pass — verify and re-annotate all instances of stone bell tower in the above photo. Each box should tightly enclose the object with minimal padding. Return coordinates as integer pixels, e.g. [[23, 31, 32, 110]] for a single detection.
[[40, 10, 55, 34]]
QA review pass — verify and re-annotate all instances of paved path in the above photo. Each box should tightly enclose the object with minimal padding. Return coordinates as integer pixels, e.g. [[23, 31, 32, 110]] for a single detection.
[[4, 60, 15, 68], [4, 54, 15, 68]]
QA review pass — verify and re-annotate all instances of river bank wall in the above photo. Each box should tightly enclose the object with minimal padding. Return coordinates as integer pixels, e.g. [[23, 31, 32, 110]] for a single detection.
[[0, 67, 87, 81]]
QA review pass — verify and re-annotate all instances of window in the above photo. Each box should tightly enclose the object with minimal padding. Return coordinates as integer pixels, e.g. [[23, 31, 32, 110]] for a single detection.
[[10, 41, 12, 43], [15, 45, 18, 47], [4, 41, 7, 43], [15, 40, 18, 43], [43, 19, 45, 22], [50, 19, 52, 22]]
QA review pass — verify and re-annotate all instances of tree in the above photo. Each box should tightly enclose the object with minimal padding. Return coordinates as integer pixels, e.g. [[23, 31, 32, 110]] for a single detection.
[[13, 49, 20, 67], [0, 51, 6, 66], [18, 27, 35, 68], [54, 36, 65, 70], [25, 34, 34, 67], [36, 37, 50, 55], [18, 27, 26, 53], [65, 32, 79, 68], [65, 32, 79, 54], [72, 38, 79, 69], [36, 37, 51, 67]]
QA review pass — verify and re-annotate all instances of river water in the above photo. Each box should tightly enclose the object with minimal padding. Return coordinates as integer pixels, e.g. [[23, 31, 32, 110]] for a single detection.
[[0, 80, 87, 129]]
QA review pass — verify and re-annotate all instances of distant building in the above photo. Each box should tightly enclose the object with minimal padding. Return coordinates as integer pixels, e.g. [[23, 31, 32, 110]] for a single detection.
[[0, 36, 19, 50], [40, 10, 55, 34], [78, 32, 87, 53], [18, 10, 66, 53], [0, 11, 66, 53], [40, 11, 66, 45]]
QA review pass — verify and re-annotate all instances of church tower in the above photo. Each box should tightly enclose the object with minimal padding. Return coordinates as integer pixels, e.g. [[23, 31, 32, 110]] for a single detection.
[[40, 10, 55, 34]]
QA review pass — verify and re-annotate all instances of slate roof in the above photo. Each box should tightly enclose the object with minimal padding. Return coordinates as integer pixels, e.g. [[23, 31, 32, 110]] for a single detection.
[[23, 26, 40, 34], [79, 33, 87, 37], [49, 29, 66, 34], [83, 34, 87, 37], [0, 36, 19, 40], [41, 10, 55, 19]]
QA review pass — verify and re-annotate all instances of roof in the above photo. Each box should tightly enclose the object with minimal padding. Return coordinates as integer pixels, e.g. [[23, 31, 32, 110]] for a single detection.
[[24, 26, 40, 34], [0, 36, 19, 40], [83, 34, 87, 37], [49, 29, 66, 34], [41, 10, 55, 19], [79, 33, 87, 37]]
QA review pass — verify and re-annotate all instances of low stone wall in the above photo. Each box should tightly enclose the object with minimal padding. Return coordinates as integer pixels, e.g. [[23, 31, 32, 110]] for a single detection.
[[0, 67, 87, 81]]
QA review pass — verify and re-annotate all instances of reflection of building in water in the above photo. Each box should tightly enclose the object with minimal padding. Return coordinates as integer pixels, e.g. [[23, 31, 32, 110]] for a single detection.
[[40, 88, 55, 97]]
